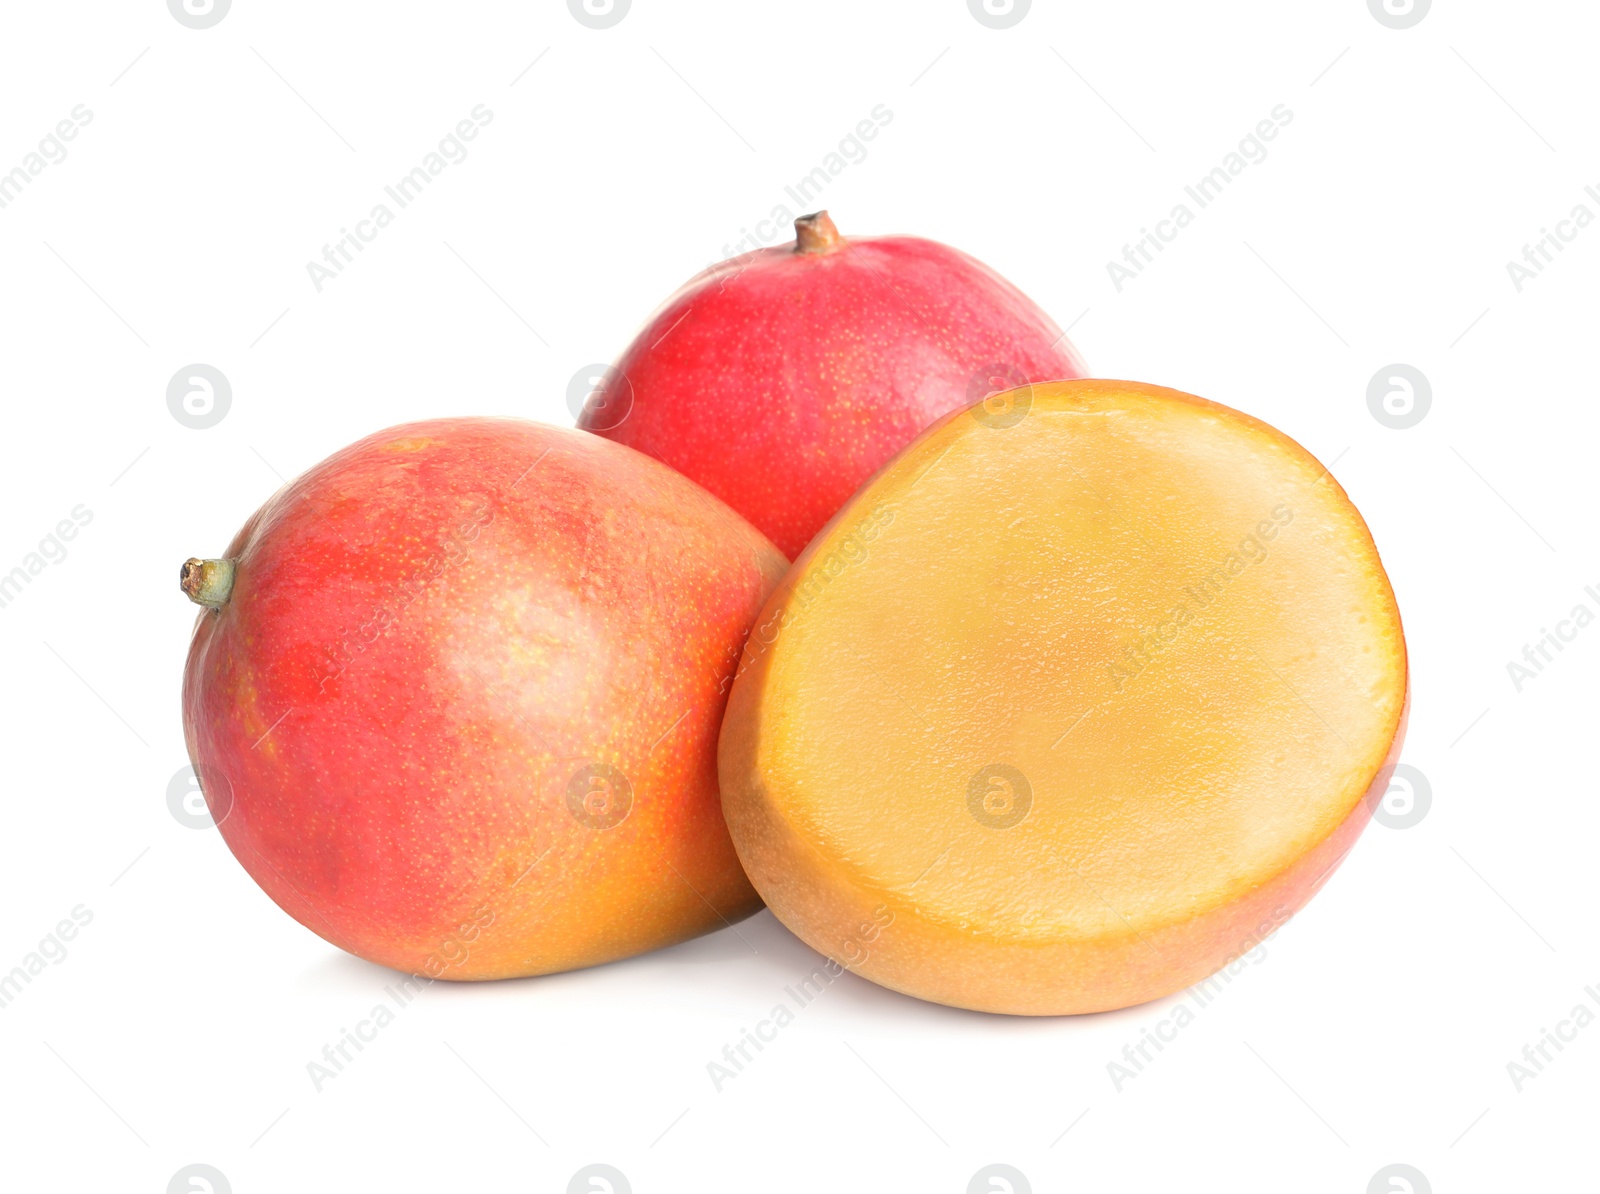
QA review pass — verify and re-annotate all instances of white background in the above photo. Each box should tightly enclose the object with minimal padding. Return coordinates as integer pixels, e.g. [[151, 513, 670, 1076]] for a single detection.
[[0, 1, 1593, 1191]]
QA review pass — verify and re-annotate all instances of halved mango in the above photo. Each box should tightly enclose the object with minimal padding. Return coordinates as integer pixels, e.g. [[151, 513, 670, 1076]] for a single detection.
[[719, 379, 1407, 1015]]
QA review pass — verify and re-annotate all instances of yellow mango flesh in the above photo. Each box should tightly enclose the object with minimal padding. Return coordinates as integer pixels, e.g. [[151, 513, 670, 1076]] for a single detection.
[[719, 379, 1407, 1015]]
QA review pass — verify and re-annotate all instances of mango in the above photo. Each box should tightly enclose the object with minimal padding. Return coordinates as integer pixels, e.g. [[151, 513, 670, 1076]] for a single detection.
[[719, 379, 1408, 1014]]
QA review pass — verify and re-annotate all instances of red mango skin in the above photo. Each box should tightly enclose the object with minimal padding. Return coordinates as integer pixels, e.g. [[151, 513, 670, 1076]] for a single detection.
[[581, 215, 1087, 558], [181, 418, 786, 980]]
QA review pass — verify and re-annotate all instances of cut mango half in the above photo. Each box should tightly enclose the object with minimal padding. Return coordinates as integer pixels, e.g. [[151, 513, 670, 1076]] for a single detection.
[[719, 379, 1407, 1015]]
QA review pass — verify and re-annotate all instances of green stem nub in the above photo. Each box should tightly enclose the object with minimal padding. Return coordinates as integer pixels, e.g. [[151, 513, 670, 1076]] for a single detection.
[[181, 558, 236, 608]]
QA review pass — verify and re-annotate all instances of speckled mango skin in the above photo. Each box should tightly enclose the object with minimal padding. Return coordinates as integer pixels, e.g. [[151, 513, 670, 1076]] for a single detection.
[[719, 381, 1408, 1015], [581, 230, 1086, 558], [182, 418, 786, 979]]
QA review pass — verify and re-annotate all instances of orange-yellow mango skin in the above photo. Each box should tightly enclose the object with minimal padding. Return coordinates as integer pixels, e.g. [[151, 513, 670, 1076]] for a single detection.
[[719, 380, 1408, 1015], [183, 419, 785, 980]]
